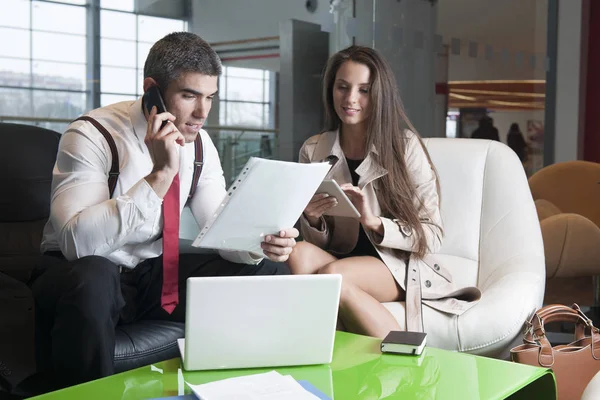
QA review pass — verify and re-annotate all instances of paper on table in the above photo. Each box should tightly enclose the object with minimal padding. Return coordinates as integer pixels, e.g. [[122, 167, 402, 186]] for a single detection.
[[188, 371, 320, 400], [192, 157, 331, 256]]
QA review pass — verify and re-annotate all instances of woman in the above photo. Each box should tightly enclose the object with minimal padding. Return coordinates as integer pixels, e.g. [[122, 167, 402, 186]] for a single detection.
[[286, 46, 479, 338]]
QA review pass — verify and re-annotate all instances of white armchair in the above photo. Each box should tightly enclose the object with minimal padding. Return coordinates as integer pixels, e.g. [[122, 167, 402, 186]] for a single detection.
[[582, 371, 600, 400], [382, 138, 546, 359]]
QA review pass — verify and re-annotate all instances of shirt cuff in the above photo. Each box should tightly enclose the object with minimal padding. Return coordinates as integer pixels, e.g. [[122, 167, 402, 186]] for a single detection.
[[219, 250, 263, 265], [126, 178, 163, 219], [300, 215, 328, 234], [372, 216, 413, 250]]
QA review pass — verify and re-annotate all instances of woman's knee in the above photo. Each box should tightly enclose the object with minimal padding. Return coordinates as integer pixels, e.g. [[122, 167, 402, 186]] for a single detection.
[[287, 241, 315, 273], [319, 261, 349, 292], [317, 260, 341, 276], [288, 241, 310, 261], [318, 261, 360, 300]]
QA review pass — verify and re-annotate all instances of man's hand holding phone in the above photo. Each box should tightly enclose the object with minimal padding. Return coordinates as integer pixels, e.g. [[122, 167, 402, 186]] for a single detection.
[[145, 105, 184, 175], [143, 105, 185, 198]]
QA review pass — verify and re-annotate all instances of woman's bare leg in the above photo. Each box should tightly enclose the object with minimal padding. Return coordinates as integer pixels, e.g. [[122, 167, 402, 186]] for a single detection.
[[287, 242, 350, 330], [319, 257, 404, 338], [286, 241, 337, 274], [287, 243, 403, 337]]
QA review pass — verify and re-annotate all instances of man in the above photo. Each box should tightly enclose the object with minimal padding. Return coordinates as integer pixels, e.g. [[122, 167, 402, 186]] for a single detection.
[[29, 32, 297, 389]]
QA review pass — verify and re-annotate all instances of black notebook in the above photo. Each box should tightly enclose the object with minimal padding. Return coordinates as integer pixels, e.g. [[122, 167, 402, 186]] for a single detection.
[[380, 331, 427, 356]]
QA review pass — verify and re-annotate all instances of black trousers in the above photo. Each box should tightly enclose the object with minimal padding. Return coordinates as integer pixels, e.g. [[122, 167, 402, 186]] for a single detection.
[[28, 252, 289, 390]]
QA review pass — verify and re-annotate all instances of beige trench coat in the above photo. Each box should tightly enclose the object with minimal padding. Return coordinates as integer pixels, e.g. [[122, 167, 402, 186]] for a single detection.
[[298, 130, 480, 331]]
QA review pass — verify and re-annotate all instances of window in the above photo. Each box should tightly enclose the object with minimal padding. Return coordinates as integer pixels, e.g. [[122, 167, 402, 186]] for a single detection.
[[99, 8, 187, 106], [100, 0, 134, 12], [0, 0, 87, 129], [0, 0, 189, 126], [219, 67, 273, 128]]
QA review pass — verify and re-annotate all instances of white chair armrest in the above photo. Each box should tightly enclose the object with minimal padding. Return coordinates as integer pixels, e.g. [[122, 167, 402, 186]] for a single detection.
[[457, 270, 544, 357], [582, 371, 600, 400]]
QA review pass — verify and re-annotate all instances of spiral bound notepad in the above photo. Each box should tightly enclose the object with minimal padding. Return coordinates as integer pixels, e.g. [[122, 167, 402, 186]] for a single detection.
[[192, 157, 331, 256]]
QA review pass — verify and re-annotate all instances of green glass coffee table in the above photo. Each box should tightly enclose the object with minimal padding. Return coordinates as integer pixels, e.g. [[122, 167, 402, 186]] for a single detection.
[[30, 331, 555, 399]]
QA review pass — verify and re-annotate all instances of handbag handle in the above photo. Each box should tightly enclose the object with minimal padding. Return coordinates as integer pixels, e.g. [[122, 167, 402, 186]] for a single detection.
[[524, 303, 592, 343], [534, 303, 587, 320], [524, 303, 600, 367]]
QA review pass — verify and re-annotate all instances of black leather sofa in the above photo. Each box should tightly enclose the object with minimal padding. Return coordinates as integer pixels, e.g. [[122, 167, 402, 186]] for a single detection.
[[0, 122, 184, 398]]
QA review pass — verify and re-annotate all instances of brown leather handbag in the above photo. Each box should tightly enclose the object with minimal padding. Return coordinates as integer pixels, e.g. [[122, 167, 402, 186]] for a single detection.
[[510, 303, 600, 400]]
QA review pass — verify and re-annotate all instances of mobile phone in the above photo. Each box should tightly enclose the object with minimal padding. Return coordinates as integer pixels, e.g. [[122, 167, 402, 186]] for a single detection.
[[143, 85, 168, 128]]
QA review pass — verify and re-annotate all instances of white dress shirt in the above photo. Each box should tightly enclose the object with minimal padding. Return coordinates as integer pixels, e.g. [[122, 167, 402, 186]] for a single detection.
[[41, 97, 261, 268]]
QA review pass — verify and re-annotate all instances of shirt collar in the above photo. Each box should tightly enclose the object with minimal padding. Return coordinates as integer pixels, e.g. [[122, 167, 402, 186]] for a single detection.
[[129, 96, 148, 144], [326, 129, 387, 187]]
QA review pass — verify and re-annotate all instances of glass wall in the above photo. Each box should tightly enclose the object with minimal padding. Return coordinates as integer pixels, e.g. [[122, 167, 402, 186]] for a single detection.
[[99, 0, 187, 106], [0, 0, 87, 132], [0, 0, 187, 132], [218, 66, 272, 128], [215, 66, 277, 182], [0, 1, 274, 182], [436, 0, 548, 175]]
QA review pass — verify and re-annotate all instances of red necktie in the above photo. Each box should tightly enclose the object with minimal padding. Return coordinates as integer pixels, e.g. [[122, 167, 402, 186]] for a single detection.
[[161, 174, 180, 314]]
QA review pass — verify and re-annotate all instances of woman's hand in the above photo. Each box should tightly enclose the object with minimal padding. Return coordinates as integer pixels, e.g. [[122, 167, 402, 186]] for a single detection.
[[303, 193, 338, 228], [340, 183, 383, 233]]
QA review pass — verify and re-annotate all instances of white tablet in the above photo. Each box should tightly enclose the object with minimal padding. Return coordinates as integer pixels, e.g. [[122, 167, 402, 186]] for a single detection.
[[316, 180, 361, 218]]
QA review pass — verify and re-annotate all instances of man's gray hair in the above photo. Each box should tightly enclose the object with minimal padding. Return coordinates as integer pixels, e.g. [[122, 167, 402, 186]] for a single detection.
[[144, 32, 222, 90]]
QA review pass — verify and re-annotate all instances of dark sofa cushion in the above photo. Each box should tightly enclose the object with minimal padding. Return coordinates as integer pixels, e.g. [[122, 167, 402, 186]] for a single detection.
[[0, 123, 60, 223], [114, 320, 185, 373], [0, 219, 46, 282], [0, 272, 35, 392]]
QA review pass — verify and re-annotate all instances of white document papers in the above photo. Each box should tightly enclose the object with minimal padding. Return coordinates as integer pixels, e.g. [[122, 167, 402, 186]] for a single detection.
[[188, 371, 319, 400], [192, 157, 331, 256]]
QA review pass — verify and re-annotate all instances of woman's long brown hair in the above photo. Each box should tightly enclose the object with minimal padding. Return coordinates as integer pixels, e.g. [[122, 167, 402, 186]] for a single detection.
[[322, 45, 441, 258]]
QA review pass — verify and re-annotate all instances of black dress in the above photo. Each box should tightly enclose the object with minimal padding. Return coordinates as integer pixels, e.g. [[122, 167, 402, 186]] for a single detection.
[[340, 158, 381, 259]]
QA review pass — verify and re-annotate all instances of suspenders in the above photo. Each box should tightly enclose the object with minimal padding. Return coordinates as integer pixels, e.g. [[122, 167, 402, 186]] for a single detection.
[[188, 129, 204, 200], [72, 116, 204, 199]]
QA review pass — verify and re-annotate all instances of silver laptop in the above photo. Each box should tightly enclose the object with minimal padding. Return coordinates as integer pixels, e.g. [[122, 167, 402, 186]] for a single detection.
[[178, 274, 342, 371]]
